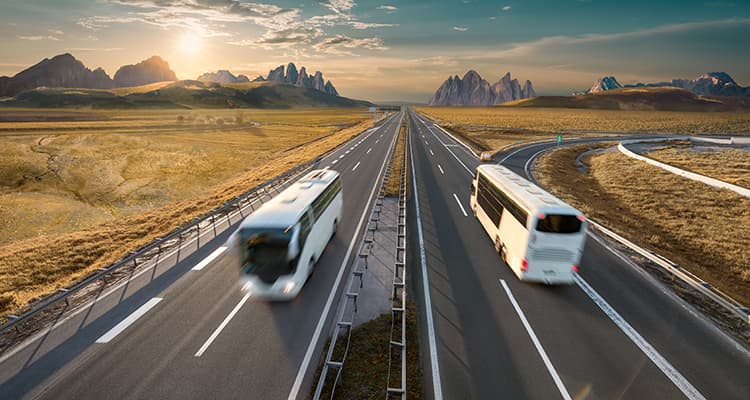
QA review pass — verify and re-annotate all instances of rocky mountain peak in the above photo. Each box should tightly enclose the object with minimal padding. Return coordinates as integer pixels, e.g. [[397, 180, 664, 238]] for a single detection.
[[429, 70, 535, 106], [580, 72, 747, 97], [113, 56, 177, 87], [263, 63, 338, 95], [589, 76, 622, 93], [196, 70, 250, 84]]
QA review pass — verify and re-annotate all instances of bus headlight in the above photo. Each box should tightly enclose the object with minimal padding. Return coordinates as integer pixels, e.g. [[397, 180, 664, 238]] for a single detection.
[[283, 281, 296, 294]]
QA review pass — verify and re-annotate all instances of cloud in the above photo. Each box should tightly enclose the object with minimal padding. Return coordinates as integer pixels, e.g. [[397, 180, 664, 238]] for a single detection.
[[48, 29, 64, 35], [318, 0, 356, 14], [17, 35, 61, 41], [502, 5, 511, 11], [349, 21, 398, 29], [489, 16, 496, 20], [313, 34, 387, 55], [453, 26, 468, 32], [377, 5, 398, 13]]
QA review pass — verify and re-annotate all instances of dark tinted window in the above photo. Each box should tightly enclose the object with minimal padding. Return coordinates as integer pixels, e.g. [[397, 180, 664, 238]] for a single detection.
[[478, 173, 528, 227], [311, 177, 342, 221], [536, 214, 582, 234], [238, 228, 295, 283]]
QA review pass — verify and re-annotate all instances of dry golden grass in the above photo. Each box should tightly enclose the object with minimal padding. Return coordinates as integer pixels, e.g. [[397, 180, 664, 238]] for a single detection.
[[417, 106, 750, 136], [385, 118, 406, 197], [534, 145, 750, 306], [0, 108, 374, 316], [647, 145, 750, 188]]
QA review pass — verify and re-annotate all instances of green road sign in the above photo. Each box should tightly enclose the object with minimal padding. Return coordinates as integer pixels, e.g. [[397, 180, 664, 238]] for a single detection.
[[556, 134, 563, 145]]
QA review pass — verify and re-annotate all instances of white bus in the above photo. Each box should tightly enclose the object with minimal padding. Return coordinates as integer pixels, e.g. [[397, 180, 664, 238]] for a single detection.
[[470, 165, 587, 284], [228, 169, 343, 299]]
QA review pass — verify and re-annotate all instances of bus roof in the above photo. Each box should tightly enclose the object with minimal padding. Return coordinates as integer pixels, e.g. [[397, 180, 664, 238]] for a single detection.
[[239, 169, 340, 229], [476, 164, 581, 216]]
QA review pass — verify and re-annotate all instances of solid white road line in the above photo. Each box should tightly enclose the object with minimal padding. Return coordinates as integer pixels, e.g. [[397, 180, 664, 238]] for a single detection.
[[524, 148, 551, 178], [367, 148, 372, 154], [352, 161, 361, 171], [575, 275, 707, 400], [96, 297, 163, 344], [287, 124, 399, 400], [409, 128, 444, 400], [452, 193, 468, 217], [438, 164, 444, 175], [194, 293, 251, 357], [500, 280, 571, 400], [192, 246, 227, 271]]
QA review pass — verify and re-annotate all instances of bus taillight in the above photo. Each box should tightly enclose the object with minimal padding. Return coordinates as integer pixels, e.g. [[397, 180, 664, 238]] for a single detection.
[[521, 259, 529, 272], [571, 264, 579, 273]]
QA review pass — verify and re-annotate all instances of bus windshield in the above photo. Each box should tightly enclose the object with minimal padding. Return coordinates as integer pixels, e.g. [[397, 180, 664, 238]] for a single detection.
[[238, 227, 297, 283], [536, 214, 582, 234]]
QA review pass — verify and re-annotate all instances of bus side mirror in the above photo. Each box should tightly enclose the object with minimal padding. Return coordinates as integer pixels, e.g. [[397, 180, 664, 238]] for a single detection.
[[470, 183, 475, 193]]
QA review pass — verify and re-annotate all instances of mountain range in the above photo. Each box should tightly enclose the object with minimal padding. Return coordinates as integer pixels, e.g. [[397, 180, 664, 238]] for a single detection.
[[581, 72, 749, 97], [429, 70, 535, 106], [0, 54, 177, 97], [197, 63, 338, 96]]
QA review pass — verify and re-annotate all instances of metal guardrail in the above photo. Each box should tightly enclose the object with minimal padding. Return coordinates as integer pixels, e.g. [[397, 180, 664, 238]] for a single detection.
[[386, 117, 408, 399], [588, 221, 750, 324], [0, 159, 319, 350], [313, 114, 401, 399], [0, 115, 400, 351]]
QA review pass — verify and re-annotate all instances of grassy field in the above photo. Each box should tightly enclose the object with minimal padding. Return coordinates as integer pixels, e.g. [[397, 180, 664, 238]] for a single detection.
[[647, 145, 750, 188], [534, 144, 750, 306], [0, 108, 375, 316], [416, 107, 750, 152]]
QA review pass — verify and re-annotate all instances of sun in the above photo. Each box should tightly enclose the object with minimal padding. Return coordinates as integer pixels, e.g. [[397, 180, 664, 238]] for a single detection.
[[179, 31, 202, 55]]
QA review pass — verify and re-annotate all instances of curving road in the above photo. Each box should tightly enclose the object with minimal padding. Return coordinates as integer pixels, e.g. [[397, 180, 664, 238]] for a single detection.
[[406, 109, 749, 400], [0, 112, 402, 400]]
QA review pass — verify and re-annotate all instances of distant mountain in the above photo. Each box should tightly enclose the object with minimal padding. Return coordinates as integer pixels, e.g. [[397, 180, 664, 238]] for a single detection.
[[2, 81, 372, 109], [503, 87, 750, 112], [0, 53, 113, 97], [589, 76, 622, 93], [580, 72, 749, 97], [197, 70, 250, 84], [259, 63, 339, 96], [428, 70, 535, 106], [113, 56, 177, 87]]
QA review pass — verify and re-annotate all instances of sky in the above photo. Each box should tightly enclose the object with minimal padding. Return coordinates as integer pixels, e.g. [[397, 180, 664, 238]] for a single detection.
[[0, 0, 749, 102]]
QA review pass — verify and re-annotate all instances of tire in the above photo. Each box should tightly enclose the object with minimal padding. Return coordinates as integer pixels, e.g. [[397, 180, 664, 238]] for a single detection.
[[307, 258, 315, 280], [494, 236, 501, 254], [331, 219, 338, 239]]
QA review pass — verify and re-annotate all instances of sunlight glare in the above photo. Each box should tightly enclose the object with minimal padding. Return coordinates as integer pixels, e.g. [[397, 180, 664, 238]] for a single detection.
[[179, 31, 202, 55]]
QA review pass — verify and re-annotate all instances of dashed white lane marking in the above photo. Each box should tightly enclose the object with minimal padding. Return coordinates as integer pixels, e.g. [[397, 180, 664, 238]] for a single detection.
[[438, 164, 444, 175], [430, 149, 434, 156], [194, 293, 251, 357], [192, 246, 227, 271], [575, 275, 707, 400], [339, 154, 345, 159], [452, 193, 468, 217], [332, 160, 339, 164], [96, 297, 163, 344], [352, 161, 361, 171], [367, 148, 372, 154], [500, 280, 571, 400]]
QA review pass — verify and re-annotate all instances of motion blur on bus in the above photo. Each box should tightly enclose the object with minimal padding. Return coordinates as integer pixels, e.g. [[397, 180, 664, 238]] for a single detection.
[[470, 165, 588, 284], [227, 169, 343, 299]]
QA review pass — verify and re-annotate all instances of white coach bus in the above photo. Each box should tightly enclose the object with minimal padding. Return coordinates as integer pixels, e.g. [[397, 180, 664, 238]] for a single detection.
[[228, 169, 342, 299], [470, 165, 587, 284]]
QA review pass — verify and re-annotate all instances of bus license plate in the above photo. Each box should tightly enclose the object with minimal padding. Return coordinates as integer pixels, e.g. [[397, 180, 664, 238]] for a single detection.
[[543, 270, 556, 275]]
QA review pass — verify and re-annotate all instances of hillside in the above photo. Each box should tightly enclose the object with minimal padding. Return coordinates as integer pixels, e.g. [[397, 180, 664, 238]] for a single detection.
[[502, 87, 750, 112], [1, 80, 372, 109]]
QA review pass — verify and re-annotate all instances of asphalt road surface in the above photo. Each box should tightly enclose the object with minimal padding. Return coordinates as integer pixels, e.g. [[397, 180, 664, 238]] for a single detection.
[[0, 112, 402, 400], [406, 110, 749, 400]]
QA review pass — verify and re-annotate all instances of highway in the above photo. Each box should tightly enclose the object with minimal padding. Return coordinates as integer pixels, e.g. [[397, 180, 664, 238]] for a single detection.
[[1, 108, 749, 400], [406, 110, 749, 400], [0, 112, 402, 400]]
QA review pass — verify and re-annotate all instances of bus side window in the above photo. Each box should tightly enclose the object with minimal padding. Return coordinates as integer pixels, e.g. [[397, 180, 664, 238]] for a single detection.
[[298, 210, 312, 249]]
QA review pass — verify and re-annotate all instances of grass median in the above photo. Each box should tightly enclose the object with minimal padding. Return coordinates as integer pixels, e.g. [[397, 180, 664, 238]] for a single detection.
[[534, 144, 750, 307], [647, 144, 750, 188]]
